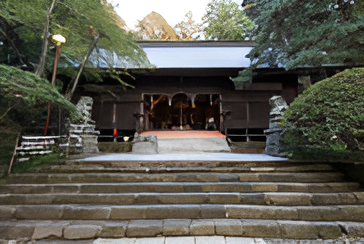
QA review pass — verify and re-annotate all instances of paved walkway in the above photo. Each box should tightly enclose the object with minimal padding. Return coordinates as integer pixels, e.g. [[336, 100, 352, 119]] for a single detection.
[[80, 152, 288, 162], [33, 236, 364, 244], [141, 130, 227, 138]]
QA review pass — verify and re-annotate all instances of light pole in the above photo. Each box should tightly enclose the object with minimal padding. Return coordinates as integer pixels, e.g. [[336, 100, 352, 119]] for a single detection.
[[44, 34, 66, 135]]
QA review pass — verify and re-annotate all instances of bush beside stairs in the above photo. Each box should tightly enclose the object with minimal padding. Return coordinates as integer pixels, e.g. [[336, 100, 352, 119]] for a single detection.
[[1, 159, 364, 241]]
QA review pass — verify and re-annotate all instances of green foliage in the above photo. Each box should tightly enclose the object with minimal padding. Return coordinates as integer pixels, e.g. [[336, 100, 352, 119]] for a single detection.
[[0, 131, 17, 166], [109, 70, 135, 89], [0, 0, 48, 66], [0, 0, 151, 74], [203, 0, 254, 40], [231, 69, 253, 84], [57, 0, 150, 68], [0, 1, 151, 136], [11, 153, 65, 173], [0, 95, 47, 133], [0, 65, 79, 119], [174, 11, 204, 40], [282, 68, 364, 159], [248, 0, 364, 69]]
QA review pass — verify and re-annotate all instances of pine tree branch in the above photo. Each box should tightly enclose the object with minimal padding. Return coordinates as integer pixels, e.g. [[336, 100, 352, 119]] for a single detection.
[[65, 34, 100, 100]]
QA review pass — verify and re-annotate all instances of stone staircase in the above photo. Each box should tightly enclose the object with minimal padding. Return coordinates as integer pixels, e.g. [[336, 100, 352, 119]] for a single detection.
[[1, 160, 364, 241]]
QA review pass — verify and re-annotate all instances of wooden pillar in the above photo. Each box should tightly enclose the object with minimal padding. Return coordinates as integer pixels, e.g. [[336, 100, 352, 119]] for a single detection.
[[140, 94, 144, 132], [168, 96, 172, 106], [190, 94, 197, 108], [219, 95, 223, 132], [246, 102, 250, 142], [112, 103, 116, 128], [145, 94, 150, 131]]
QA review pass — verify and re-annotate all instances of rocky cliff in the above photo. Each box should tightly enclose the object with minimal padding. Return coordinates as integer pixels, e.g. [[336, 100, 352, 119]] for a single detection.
[[134, 11, 180, 40]]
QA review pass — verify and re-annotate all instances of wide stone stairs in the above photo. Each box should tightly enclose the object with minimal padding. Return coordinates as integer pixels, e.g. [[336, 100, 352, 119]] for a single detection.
[[1, 160, 364, 241]]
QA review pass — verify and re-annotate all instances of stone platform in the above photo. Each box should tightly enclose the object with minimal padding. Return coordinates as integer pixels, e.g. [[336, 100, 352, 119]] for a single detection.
[[79, 152, 288, 163], [140, 130, 231, 153]]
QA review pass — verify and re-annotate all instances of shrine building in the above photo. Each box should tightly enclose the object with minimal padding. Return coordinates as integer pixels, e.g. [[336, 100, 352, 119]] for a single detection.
[[76, 41, 330, 142]]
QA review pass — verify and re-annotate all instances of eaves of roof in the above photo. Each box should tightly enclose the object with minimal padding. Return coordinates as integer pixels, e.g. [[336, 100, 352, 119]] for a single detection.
[[137, 40, 256, 48]]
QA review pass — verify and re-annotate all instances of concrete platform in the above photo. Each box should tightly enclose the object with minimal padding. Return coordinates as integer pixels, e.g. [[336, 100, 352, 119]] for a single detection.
[[83, 131, 274, 161], [80, 153, 288, 162]]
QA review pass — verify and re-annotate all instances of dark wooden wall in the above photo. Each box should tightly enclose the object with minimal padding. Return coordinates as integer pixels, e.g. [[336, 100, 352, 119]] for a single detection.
[[88, 72, 298, 140]]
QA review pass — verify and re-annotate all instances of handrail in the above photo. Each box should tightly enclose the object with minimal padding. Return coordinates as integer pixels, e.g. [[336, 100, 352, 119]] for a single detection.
[[7, 132, 21, 176]]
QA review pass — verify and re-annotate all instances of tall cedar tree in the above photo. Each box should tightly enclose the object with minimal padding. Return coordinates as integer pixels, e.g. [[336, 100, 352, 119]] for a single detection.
[[203, 0, 254, 40], [247, 0, 364, 69]]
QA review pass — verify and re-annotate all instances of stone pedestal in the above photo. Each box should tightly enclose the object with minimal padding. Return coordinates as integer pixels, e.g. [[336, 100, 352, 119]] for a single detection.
[[264, 96, 288, 156], [69, 124, 99, 154], [68, 96, 100, 156], [132, 134, 158, 154]]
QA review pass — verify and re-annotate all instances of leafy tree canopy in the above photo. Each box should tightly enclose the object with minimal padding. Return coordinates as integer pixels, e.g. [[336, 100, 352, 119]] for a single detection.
[[248, 0, 364, 69], [203, 0, 254, 40], [0, 64, 79, 120], [175, 11, 204, 40], [0, 0, 151, 130], [0, 0, 150, 74]]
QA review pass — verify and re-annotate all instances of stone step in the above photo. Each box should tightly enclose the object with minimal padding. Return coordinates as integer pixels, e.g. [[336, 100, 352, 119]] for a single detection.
[[157, 137, 231, 153], [1, 219, 364, 240], [1, 204, 364, 221], [0, 192, 363, 206], [6, 172, 345, 184], [36, 163, 336, 174], [25, 237, 364, 244], [0, 182, 360, 194], [64, 160, 329, 169]]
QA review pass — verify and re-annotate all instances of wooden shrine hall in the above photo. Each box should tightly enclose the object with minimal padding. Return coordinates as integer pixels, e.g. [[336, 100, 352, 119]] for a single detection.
[[78, 41, 307, 142]]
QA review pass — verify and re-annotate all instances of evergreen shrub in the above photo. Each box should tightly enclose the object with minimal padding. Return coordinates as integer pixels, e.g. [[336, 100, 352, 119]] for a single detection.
[[282, 68, 364, 160]]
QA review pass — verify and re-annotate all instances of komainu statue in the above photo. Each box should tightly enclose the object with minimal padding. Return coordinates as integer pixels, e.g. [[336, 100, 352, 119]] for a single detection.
[[75, 96, 95, 125]]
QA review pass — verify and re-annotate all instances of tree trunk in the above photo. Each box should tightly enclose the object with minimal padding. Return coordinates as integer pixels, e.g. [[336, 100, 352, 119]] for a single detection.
[[35, 0, 56, 77], [65, 34, 100, 100]]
